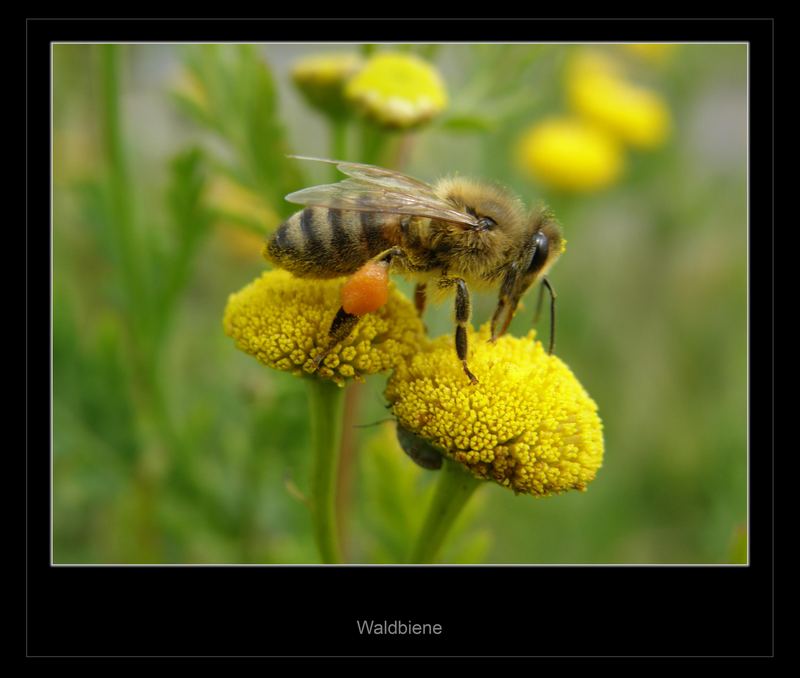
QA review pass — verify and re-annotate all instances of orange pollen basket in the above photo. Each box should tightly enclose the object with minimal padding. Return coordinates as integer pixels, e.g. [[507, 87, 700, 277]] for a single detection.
[[341, 261, 391, 315]]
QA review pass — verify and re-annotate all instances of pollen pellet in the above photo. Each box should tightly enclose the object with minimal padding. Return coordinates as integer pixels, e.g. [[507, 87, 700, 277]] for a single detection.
[[341, 261, 390, 315]]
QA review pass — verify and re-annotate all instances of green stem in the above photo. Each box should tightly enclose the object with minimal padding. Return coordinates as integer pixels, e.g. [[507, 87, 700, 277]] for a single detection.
[[307, 378, 346, 563], [408, 458, 483, 564], [359, 121, 391, 166]]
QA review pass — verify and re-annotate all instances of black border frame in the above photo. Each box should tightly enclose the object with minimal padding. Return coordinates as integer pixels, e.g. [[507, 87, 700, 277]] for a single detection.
[[27, 17, 774, 660]]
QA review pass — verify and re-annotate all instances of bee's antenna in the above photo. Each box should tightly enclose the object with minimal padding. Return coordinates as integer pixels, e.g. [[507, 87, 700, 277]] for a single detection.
[[533, 279, 546, 325], [286, 155, 339, 164], [542, 277, 556, 355]]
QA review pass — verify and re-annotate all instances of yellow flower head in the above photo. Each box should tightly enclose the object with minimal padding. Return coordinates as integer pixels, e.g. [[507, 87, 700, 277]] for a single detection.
[[345, 52, 448, 129], [567, 50, 671, 149], [291, 52, 365, 118], [223, 270, 425, 387], [517, 116, 625, 193], [386, 325, 604, 497]]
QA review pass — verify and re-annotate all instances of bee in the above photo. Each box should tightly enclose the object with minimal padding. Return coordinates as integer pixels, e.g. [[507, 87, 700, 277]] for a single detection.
[[264, 157, 564, 384]]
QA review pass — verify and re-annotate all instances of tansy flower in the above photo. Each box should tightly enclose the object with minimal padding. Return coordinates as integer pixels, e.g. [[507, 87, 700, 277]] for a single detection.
[[385, 324, 604, 496], [567, 50, 671, 149], [345, 52, 448, 129], [291, 52, 365, 119], [517, 116, 625, 193], [223, 269, 425, 387]]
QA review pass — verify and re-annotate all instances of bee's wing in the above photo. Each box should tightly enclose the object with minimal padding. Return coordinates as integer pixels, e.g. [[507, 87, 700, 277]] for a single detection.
[[289, 156, 435, 193], [286, 179, 480, 226], [286, 156, 480, 227]]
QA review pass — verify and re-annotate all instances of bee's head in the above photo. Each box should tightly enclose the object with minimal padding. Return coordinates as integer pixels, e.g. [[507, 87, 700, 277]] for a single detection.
[[525, 211, 564, 278]]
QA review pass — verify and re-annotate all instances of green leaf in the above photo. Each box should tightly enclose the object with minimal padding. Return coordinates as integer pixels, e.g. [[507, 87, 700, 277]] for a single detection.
[[438, 113, 497, 134], [136, 146, 214, 346], [53, 288, 139, 464], [175, 45, 304, 219]]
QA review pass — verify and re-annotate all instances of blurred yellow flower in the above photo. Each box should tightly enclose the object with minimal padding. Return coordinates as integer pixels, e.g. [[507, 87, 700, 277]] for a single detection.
[[207, 175, 279, 232], [207, 175, 280, 261], [345, 52, 448, 129], [223, 270, 425, 387], [622, 43, 678, 64], [568, 49, 623, 80], [567, 50, 671, 149], [291, 52, 365, 118], [216, 224, 269, 263], [386, 325, 604, 496], [517, 116, 624, 192]]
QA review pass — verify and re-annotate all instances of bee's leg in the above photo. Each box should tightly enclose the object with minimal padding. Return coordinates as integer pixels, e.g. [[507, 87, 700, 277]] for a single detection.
[[373, 245, 415, 268], [373, 246, 430, 275], [540, 276, 557, 355], [414, 283, 427, 317], [451, 278, 479, 385], [313, 307, 361, 371], [313, 247, 421, 371], [313, 247, 412, 372], [490, 266, 520, 342]]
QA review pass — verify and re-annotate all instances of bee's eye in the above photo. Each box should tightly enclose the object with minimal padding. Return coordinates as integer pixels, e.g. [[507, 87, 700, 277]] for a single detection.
[[528, 231, 550, 273], [478, 216, 496, 230]]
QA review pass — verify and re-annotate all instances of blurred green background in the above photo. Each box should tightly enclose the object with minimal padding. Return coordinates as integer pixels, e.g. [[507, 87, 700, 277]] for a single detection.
[[53, 43, 747, 564]]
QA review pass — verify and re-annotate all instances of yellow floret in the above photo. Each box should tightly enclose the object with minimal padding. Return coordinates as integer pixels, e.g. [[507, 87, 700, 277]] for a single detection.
[[517, 116, 625, 193], [386, 324, 604, 496], [223, 270, 425, 387], [345, 52, 448, 129]]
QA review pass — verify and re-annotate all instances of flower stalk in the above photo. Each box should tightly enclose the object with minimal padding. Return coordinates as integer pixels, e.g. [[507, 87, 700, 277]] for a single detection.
[[359, 120, 391, 166], [307, 378, 346, 564], [408, 458, 483, 564]]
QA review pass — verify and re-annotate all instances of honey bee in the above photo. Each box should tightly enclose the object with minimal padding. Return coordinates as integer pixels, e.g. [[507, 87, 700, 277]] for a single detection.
[[264, 157, 564, 384]]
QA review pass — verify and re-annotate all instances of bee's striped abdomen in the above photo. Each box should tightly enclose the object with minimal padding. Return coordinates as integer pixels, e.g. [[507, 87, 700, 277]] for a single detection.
[[265, 207, 401, 278], [327, 207, 358, 257]]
